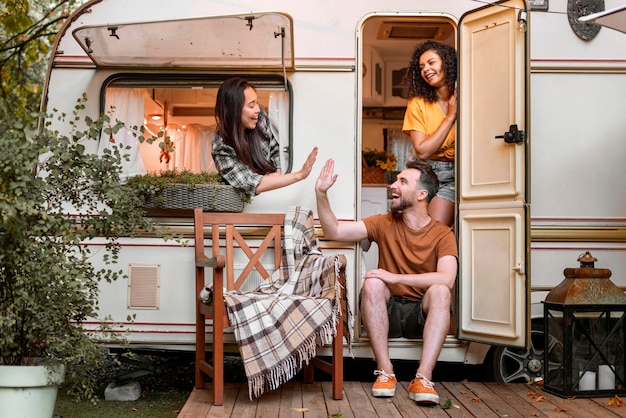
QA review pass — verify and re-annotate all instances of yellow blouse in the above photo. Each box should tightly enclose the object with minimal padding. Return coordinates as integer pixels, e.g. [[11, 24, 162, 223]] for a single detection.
[[402, 96, 455, 162]]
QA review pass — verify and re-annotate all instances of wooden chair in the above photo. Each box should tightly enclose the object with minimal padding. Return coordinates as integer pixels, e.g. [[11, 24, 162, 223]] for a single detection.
[[193, 208, 346, 406]]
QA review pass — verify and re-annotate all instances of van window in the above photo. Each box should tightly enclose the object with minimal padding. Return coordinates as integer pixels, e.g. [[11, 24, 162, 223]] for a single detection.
[[99, 76, 292, 178]]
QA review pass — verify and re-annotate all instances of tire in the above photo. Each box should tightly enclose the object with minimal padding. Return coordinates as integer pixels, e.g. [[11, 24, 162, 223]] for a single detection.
[[487, 322, 563, 383]]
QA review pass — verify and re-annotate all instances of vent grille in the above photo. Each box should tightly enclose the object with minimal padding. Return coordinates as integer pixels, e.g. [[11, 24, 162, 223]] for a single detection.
[[377, 22, 453, 41], [127, 264, 160, 309]]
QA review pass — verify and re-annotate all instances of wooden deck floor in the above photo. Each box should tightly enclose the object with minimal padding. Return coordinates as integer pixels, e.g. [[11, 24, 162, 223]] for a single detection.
[[177, 380, 626, 418]]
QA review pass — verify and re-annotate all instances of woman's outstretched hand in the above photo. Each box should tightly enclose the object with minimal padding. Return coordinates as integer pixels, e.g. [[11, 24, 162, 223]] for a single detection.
[[296, 146, 319, 180]]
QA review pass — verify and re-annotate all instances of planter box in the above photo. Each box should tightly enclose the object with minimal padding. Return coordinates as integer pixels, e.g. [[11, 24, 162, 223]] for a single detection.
[[143, 183, 245, 212], [362, 166, 386, 185]]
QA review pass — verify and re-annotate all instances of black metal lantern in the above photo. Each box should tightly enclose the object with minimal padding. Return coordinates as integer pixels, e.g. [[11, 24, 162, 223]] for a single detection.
[[543, 251, 626, 398]]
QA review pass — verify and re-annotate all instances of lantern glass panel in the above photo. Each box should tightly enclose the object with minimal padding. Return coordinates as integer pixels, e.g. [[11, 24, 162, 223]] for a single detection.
[[544, 304, 626, 398]]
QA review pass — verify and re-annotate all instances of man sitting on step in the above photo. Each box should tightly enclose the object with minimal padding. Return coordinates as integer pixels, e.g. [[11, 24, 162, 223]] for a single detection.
[[314, 158, 457, 405]]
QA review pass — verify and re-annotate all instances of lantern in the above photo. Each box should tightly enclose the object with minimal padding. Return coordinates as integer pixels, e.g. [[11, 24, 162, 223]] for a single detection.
[[542, 252, 626, 398]]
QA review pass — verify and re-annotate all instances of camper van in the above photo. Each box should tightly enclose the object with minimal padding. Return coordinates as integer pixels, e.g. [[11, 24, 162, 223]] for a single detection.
[[43, 0, 626, 384]]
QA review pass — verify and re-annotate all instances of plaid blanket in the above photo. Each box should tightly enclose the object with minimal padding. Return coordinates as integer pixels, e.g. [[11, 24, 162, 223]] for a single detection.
[[219, 206, 353, 400]]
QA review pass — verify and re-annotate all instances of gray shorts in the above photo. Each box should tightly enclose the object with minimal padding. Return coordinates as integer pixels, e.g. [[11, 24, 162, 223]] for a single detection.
[[428, 160, 455, 203], [387, 297, 426, 339]]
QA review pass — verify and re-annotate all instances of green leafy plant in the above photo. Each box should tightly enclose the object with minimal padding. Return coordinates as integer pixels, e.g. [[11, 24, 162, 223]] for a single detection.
[[0, 95, 166, 400], [126, 169, 252, 206]]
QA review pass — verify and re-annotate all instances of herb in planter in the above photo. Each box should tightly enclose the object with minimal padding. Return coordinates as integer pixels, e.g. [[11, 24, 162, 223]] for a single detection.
[[362, 148, 397, 171], [127, 170, 252, 211]]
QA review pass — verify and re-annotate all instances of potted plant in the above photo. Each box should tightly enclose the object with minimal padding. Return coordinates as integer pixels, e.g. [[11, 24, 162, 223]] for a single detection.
[[127, 169, 250, 213], [362, 148, 397, 184], [0, 97, 164, 415]]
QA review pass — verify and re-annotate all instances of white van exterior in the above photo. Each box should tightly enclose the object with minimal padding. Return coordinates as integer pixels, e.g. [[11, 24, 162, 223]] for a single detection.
[[42, 0, 626, 382]]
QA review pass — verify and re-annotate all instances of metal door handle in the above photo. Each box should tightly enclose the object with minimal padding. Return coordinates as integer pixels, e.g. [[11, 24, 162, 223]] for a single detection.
[[496, 124, 525, 144]]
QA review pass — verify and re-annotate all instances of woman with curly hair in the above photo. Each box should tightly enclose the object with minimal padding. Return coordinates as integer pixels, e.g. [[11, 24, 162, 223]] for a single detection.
[[401, 41, 457, 227], [211, 77, 318, 198]]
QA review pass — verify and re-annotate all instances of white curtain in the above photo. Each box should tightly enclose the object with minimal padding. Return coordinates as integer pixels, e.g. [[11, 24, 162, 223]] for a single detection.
[[140, 124, 216, 173], [268, 91, 289, 170], [389, 128, 413, 170], [99, 88, 147, 179], [170, 124, 216, 173]]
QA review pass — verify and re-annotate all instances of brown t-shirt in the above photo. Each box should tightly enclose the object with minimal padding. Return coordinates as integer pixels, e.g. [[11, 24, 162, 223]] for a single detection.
[[362, 212, 458, 301]]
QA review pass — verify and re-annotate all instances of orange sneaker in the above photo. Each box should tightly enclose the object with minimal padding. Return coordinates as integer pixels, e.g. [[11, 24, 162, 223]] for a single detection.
[[408, 373, 439, 404], [372, 370, 397, 397]]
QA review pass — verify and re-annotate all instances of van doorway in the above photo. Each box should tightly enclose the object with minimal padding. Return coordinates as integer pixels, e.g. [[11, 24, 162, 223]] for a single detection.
[[358, 14, 457, 335]]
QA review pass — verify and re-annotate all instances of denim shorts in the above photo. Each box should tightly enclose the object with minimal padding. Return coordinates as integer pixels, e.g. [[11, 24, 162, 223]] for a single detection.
[[387, 296, 426, 339], [428, 160, 455, 203]]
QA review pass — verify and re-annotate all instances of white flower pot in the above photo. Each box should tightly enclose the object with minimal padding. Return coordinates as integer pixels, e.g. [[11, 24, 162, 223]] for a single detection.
[[0, 363, 65, 418]]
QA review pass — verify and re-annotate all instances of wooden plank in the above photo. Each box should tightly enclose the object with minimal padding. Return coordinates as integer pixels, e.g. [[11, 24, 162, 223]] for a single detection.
[[301, 382, 330, 418], [433, 382, 479, 418], [229, 383, 259, 418], [207, 383, 241, 418], [588, 397, 626, 418], [177, 382, 625, 418], [506, 383, 575, 417], [484, 383, 549, 417], [440, 382, 500, 417], [322, 381, 356, 418], [510, 385, 626, 418], [178, 387, 212, 418], [278, 381, 304, 418], [518, 389, 625, 418], [541, 391, 619, 418], [459, 381, 525, 418], [343, 381, 378, 417], [255, 385, 282, 418], [518, 384, 622, 418], [570, 397, 626, 418]]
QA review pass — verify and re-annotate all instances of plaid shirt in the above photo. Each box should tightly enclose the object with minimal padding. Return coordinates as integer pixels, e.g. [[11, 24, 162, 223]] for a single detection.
[[211, 109, 281, 197]]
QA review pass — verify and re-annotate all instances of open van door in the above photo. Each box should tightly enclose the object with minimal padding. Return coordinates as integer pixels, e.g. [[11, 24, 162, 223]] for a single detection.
[[457, 0, 529, 348]]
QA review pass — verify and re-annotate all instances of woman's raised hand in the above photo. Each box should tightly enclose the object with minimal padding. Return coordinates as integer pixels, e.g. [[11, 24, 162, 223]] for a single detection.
[[296, 146, 319, 180]]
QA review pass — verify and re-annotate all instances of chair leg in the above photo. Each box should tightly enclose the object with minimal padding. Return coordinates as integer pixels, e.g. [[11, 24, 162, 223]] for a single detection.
[[195, 311, 206, 389], [331, 322, 344, 400], [303, 362, 315, 384], [213, 315, 225, 406]]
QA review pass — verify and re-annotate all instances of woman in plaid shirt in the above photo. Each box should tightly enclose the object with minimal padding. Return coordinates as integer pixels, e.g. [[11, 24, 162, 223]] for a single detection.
[[211, 77, 318, 198]]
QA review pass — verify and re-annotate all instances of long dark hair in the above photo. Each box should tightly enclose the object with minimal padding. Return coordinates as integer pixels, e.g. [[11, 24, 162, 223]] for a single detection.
[[214, 77, 276, 173], [402, 41, 457, 103]]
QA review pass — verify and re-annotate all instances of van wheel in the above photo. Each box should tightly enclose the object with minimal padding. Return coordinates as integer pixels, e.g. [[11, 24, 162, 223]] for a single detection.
[[488, 323, 563, 383]]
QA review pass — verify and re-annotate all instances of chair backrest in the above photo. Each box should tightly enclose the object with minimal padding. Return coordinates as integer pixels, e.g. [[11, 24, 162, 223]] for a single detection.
[[193, 209, 286, 292]]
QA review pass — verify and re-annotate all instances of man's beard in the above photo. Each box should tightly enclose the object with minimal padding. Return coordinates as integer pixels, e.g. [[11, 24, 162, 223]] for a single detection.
[[390, 196, 413, 213]]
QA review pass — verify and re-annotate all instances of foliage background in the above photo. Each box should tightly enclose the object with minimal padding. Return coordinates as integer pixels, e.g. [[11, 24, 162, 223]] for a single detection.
[[1, 1, 84, 119], [0, 0, 167, 403]]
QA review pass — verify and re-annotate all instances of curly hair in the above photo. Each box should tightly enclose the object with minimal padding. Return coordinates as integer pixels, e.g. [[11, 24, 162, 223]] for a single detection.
[[402, 41, 457, 103]]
